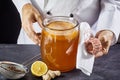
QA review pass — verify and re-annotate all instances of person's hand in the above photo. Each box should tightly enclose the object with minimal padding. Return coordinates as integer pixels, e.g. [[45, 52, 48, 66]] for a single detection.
[[85, 30, 114, 58], [22, 3, 43, 45], [95, 30, 114, 57]]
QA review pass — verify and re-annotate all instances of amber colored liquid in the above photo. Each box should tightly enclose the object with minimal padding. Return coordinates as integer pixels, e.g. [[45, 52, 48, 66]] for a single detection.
[[41, 21, 79, 72]]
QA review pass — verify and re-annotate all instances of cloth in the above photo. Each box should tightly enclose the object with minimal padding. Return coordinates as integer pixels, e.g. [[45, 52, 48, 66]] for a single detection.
[[76, 22, 95, 76]]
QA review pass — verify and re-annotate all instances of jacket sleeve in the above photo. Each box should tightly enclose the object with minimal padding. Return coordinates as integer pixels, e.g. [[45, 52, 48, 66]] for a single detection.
[[91, 0, 120, 45], [12, 0, 31, 17]]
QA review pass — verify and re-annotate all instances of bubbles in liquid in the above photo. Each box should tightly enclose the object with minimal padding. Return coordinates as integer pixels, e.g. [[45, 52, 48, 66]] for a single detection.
[[45, 21, 78, 39], [46, 21, 75, 30]]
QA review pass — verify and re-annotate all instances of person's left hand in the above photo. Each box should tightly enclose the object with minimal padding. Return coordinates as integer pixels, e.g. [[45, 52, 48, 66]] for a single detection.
[[95, 30, 114, 57]]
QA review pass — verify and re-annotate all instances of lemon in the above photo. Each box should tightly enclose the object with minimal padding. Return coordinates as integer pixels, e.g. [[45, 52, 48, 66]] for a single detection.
[[31, 61, 48, 77]]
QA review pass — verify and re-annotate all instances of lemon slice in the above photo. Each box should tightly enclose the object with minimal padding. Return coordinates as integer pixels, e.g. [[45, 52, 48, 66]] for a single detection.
[[31, 61, 48, 77]]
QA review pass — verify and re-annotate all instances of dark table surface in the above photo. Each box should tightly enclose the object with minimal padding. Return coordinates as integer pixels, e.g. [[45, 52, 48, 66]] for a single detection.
[[0, 44, 120, 80]]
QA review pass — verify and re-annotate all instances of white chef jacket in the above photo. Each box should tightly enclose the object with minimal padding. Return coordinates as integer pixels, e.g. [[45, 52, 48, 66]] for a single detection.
[[12, 0, 120, 44]]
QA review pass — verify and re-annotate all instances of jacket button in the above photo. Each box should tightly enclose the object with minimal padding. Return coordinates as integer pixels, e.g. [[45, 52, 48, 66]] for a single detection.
[[70, 13, 74, 17], [47, 11, 51, 15]]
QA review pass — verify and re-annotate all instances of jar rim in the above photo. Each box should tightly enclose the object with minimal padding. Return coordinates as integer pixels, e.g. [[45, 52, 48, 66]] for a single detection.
[[43, 16, 79, 31]]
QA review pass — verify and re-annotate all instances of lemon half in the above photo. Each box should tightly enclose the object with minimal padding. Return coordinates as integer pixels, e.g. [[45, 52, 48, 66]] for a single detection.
[[31, 61, 48, 77]]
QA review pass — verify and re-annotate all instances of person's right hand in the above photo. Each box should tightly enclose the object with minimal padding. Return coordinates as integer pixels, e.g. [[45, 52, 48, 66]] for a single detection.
[[22, 3, 43, 45]]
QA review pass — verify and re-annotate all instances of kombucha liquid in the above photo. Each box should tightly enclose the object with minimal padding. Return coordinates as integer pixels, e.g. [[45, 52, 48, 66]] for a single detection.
[[41, 21, 79, 72]]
